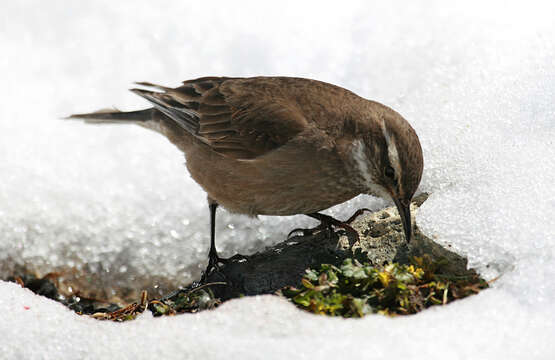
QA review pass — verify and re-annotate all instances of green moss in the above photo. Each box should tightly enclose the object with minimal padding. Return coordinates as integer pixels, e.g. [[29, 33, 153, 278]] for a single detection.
[[280, 256, 488, 317]]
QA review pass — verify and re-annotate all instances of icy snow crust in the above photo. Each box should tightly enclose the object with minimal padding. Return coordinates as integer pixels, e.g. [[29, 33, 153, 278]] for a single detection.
[[1, 1, 554, 359]]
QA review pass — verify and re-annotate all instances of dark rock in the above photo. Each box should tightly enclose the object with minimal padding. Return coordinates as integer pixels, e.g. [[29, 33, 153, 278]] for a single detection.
[[200, 192, 477, 301]]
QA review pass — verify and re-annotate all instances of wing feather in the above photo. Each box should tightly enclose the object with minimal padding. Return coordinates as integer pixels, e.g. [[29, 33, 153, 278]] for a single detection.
[[131, 77, 310, 159]]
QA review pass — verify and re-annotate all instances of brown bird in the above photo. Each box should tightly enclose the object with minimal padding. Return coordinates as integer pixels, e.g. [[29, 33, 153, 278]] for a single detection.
[[69, 76, 423, 277]]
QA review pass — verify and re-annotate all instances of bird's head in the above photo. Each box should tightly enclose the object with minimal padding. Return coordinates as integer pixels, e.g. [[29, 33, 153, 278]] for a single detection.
[[350, 106, 423, 243]]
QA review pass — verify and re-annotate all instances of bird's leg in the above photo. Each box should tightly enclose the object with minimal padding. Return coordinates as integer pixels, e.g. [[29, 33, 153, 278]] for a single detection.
[[287, 212, 360, 241], [201, 202, 224, 282], [201, 202, 248, 283], [206, 202, 220, 270]]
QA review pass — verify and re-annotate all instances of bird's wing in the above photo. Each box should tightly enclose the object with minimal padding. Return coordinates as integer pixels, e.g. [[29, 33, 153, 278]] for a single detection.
[[131, 77, 309, 159]]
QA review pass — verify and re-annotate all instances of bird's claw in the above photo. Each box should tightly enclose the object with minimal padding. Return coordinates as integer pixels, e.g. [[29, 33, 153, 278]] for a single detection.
[[287, 227, 321, 239], [287, 211, 363, 241], [200, 252, 247, 283], [345, 208, 372, 224]]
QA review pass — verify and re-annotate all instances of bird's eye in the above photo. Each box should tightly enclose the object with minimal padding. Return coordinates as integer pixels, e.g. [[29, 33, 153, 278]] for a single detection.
[[385, 166, 395, 179]]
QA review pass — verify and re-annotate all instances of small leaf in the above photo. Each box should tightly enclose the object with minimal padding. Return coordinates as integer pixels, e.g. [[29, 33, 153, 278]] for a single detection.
[[378, 272, 390, 287], [305, 269, 319, 281], [301, 278, 314, 289]]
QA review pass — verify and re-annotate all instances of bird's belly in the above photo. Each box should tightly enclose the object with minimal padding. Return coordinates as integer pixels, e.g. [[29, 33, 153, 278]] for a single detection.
[[185, 145, 361, 216], [211, 177, 359, 216]]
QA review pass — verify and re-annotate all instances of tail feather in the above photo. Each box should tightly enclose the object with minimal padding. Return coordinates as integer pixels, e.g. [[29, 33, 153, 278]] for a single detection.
[[130, 88, 200, 135], [67, 108, 157, 124], [68, 81, 201, 136], [67, 107, 164, 133], [134, 81, 171, 92]]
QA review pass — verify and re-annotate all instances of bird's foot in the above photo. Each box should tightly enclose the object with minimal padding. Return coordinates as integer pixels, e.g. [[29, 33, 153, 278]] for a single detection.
[[287, 212, 364, 241], [287, 223, 331, 239], [316, 214, 359, 241], [200, 252, 247, 283]]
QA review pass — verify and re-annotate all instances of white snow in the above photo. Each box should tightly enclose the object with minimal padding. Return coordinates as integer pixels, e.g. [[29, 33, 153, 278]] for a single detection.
[[1, 0, 554, 359]]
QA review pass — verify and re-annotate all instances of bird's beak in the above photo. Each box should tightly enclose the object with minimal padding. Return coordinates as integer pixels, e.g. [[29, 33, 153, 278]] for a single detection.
[[393, 198, 412, 243]]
